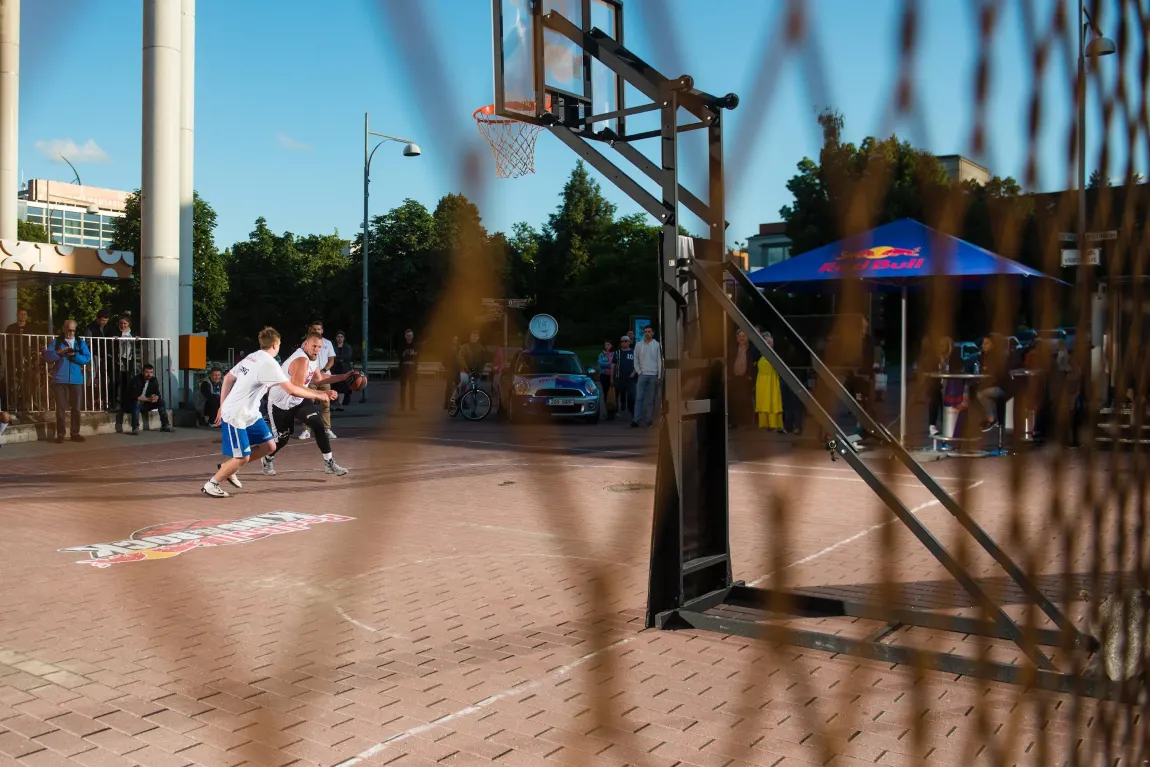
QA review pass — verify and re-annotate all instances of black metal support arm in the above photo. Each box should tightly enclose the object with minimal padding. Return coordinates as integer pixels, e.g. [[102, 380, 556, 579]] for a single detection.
[[723, 262, 1086, 648], [689, 260, 1056, 670]]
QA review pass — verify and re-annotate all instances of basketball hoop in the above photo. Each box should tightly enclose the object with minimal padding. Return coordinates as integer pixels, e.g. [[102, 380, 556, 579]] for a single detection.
[[473, 101, 549, 179]]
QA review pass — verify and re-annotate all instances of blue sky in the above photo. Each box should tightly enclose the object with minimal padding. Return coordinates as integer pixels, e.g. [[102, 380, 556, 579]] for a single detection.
[[17, 0, 1147, 251]]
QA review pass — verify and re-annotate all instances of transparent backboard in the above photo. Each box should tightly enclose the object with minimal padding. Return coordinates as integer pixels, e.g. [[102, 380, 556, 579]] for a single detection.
[[493, 0, 624, 133]]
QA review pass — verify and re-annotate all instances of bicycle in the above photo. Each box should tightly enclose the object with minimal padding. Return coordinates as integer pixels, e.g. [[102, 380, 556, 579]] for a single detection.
[[447, 370, 491, 420]]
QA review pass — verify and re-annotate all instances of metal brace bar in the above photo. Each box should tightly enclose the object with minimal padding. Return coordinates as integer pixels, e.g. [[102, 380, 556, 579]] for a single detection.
[[688, 260, 1055, 670], [727, 585, 1092, 650], [609, 141, 719, 229], [541, 13, 719, 121], [677, 610, 1123, 701], [582, 101, 661, 125], [724, 262, 1084, 647], [548, 125, 669, 223]]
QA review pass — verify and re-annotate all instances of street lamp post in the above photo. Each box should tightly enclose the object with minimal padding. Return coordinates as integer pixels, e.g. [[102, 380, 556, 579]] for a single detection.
[[361, 112, 420, 398], [1075, 1, 1115, 422]]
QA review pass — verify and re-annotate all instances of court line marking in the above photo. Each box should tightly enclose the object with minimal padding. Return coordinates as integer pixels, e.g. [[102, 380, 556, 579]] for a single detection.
[[745, 479, 985, 587], [332, 636, 637, 767], [414, 435, 644, 457]]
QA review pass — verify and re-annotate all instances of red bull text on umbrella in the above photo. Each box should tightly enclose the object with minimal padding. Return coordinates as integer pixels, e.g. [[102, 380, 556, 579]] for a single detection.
[[821, 245, 925, 273]]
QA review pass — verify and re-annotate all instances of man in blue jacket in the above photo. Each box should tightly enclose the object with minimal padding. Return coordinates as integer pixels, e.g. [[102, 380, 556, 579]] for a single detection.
[[43, 319, 91, 443]]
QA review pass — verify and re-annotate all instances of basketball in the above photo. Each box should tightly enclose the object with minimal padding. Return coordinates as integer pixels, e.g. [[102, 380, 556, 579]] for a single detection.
[[347, 371, 367, 391]]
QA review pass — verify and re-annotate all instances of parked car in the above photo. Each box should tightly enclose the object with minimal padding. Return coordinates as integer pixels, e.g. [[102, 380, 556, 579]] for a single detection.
[[499, 349, 601, 424]]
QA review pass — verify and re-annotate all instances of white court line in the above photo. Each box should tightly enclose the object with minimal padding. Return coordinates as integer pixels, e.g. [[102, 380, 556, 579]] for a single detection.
[[333, 606, 412, 641], [332, 636, 636, 767], [745, 479, 984, 587]]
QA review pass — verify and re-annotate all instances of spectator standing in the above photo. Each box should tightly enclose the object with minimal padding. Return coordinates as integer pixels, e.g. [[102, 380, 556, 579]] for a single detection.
[[125, 363, 173, 435], [300, 321, 337, 441], [3, 307, 33, 412], [330, 331, 354, 410], [85, 309, 116, 410], [728, 329, 757, 429], [754, 331, 784, 431], [596, 340, 615, 421], [43, 320, 90, 443], [114, 315, 136, 412], [200, 366, 223, 425], [630, 325, 662, 428], [399, 328, 418, 412], [443, 335, 460, 409], [615, 335, 636, 417]]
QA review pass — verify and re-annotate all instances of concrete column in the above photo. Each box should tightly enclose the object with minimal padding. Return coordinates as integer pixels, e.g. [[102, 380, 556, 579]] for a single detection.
[[178, 0, 194, 406], [0, 0, 18, 328], [178, 0, 193, 337], [142, 0, 181, 398]]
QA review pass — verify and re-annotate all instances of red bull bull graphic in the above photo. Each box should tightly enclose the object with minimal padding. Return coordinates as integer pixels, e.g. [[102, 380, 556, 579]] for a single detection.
[[821, 245, 925, 274], [59, 511, 354, 568]]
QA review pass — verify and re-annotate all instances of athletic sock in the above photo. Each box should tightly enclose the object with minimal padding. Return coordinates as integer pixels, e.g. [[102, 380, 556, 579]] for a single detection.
[[322, 452, 333, 461]]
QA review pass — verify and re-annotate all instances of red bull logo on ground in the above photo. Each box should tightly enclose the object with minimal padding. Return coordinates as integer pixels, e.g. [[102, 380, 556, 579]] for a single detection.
[[821, 245, 925, 273], [60, 511, 354, 568]]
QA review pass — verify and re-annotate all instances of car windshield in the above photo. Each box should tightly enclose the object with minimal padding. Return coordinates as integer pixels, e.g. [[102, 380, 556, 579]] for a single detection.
[[516, 354, 585, 376]]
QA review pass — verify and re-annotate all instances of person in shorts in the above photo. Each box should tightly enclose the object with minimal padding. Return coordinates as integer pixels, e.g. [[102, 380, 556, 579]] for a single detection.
[[262, 331, 353, 478], [201, 327, 337, 498]]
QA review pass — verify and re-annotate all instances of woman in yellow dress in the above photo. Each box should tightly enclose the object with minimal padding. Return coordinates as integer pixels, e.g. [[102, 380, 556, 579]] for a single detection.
[[755, 330, 784, 431]]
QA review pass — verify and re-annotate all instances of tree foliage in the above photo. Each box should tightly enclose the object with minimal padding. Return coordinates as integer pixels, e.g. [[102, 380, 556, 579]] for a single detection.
[[110, 190, 227, 336]]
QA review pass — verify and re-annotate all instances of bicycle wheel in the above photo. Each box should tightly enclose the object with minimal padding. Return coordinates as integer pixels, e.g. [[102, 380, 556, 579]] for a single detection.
[[460, 389, 491, 420]]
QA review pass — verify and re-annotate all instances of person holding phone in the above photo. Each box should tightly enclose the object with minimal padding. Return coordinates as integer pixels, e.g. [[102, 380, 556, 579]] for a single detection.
[[43, 320, 91, 443]]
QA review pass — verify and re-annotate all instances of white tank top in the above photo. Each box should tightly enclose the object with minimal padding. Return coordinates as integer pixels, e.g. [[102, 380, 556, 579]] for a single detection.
[[267, 347, 318, 410]]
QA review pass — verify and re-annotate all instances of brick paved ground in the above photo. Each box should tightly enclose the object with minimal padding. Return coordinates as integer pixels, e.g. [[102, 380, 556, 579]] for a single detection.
[[0, 381, 1142, 766]]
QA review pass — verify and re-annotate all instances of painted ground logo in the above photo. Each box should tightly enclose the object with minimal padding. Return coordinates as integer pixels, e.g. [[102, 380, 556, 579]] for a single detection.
[[60, 511, 354, 568]]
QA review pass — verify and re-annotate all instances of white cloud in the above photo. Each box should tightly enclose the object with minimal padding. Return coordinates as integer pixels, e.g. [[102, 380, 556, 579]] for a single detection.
[[34, 138, 111, 164], [276, 132, 312, 151]]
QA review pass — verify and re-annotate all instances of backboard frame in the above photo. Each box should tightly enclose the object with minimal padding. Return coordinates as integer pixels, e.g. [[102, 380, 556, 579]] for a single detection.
[[492, 0, 626, 138]]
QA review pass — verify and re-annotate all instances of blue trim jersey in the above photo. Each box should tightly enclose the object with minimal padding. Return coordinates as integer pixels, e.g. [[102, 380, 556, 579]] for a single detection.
[[220, 350, 290, 429]]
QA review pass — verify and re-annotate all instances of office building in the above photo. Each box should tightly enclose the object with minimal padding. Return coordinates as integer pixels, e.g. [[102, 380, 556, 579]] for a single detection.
[[745, 222, 792, 270], [937, 154, 990, 185], [17, 179, 128, 249]]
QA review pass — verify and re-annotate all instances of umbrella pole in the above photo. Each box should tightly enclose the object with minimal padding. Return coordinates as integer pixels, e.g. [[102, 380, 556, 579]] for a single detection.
[[900, 287, 907, 445]]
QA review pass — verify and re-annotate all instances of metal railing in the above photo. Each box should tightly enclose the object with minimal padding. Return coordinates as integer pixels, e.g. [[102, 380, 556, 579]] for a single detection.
[[0, 333, 173, 415]]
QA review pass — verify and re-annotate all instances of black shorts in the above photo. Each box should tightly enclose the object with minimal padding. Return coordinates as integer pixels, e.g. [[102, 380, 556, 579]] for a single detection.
[[271, 400, 322, 440]]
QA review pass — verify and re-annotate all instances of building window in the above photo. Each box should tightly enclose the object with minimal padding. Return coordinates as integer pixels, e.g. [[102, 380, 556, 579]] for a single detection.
[[765, 245, 791, 266]]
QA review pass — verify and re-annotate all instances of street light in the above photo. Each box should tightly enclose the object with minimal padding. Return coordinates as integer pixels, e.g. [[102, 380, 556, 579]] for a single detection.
[[1075, 1, 1115, 419], [362, 112, 420, 397]]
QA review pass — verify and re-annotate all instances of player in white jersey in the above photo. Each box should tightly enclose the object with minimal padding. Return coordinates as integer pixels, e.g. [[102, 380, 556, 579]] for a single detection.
[[262, 331, 354, 478], [201, 327, 337, 498]]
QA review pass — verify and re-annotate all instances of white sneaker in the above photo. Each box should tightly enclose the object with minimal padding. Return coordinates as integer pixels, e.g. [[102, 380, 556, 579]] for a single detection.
[[928, 425, 939, 437], [217, 464, 242, 489], [298, 429, 312, 440], [324, 458, 348, 476], [201, 480, 229, 498], [326, 429, 337, 440], [262, 455, 276, 476]]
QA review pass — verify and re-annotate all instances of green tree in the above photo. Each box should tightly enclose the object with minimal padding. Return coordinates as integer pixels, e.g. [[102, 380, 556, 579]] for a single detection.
[[779, 108, 951, 255], [536, 161, 617, 323], [111, 190, 227, 336], [15, 220, 121, 331]]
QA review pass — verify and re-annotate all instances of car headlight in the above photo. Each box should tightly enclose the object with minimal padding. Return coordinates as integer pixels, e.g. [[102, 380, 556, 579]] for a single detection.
[[514, 381, 529, 395], [586, 381, 598, 395]]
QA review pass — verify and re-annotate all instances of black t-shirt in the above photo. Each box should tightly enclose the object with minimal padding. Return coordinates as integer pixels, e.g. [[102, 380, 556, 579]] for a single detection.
[[401, 342, 418, 366], [617, 349, 636, 378]]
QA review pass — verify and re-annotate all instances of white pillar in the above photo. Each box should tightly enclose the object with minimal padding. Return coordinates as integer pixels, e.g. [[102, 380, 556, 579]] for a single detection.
[[0, 0, 18, 327], [142, 0, 181, 398], [178, 0, 194, 406]]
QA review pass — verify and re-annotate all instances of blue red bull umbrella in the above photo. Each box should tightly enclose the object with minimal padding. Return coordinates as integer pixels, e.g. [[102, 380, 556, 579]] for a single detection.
[[747, 218, 1060, 288], [746, 218, 1064, 444]]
